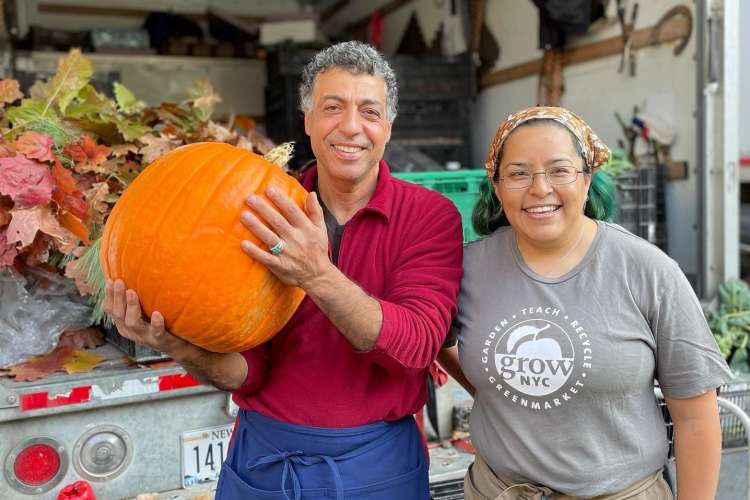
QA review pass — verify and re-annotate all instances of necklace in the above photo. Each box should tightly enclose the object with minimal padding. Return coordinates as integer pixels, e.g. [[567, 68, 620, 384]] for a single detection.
[[516, 222, 588, 272]]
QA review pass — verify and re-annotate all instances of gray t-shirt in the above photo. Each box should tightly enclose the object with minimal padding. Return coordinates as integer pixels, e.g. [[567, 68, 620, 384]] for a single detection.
[[454, 221, 732, 497]]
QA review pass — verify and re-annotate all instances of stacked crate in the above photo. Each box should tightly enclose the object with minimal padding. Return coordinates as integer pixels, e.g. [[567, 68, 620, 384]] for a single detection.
[[263, 44, 474, 171], [388, 55, 474, 170], [264, 44, 323, 171], [612, 160, 667, 250]]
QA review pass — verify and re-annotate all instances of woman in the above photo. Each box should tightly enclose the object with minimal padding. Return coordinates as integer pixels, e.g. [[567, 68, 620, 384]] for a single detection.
[[439, 106, 731, 499]]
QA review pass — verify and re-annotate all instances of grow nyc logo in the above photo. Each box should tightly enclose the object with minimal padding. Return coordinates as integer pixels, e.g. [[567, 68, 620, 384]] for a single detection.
[[480, 306, 592, 411]]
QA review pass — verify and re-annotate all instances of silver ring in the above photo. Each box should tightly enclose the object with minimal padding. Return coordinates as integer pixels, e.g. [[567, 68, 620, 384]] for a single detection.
[[269, 239, 286, 255]]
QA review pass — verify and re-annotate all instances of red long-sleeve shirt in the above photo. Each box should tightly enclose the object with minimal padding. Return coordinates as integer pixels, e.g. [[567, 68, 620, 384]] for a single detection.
[[232, 161, 463, 427]]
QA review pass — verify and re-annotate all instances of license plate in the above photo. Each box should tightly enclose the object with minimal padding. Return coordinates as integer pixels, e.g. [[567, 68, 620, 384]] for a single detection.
[[181, 423, 234, 488]]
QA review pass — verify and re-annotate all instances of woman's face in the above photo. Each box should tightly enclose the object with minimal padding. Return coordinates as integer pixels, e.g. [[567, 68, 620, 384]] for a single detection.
[[493, 123, 591, 248]]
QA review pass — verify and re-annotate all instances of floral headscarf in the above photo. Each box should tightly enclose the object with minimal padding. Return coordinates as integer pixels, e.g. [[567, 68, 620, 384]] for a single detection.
[[485, 106, 610, 179]]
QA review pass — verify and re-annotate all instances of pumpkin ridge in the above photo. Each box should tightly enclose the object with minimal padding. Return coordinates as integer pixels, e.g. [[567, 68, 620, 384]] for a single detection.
[[169, 157, 282, 349], [130, 147, 229, 306], [149, 148, 248, 320], [106, 143, 211, 283]]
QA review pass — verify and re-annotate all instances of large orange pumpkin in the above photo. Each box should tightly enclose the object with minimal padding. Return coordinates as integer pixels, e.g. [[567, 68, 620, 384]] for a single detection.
[[99, 142, 307, 353]]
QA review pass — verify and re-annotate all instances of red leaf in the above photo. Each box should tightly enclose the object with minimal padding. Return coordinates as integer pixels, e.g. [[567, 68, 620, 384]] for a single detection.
[[63, 136, 111, 173], [8, 346, 75, 381], [17, 131, 56, 163], [7, 205, 78, 253], [52, 189, 89, 222], [0, 154, 55, 207], [58, 211, 90, 245], [51, 160, 89, 221], [0, 230, 19, 267]]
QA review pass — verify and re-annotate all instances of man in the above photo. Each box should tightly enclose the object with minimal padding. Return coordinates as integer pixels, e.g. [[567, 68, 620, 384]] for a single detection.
[[103, 41, 463, 499]]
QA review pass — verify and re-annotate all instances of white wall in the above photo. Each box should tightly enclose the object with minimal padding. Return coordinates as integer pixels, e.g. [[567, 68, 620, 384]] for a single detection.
[[474, 0, 699, 274], [381, 0, 700, 274], [377, 0, 444, 56], [741, 1, 750, 157]]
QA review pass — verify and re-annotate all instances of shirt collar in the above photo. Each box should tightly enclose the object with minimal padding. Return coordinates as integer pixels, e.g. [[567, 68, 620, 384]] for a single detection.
[[300, 160, 393, 221]]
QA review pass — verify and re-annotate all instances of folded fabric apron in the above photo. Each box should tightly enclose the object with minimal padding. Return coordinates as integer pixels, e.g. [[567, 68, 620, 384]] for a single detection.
[[215, 410, 429, 500]]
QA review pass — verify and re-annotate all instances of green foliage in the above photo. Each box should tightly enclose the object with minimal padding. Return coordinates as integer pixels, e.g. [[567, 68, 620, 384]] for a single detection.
[[75, 238, 112, 327], [708, 279, 750, 359], [47, 48, 93, 115], [5, 98, 78, 145], [113, 82, 145, 114], [598, 148, 634, 178]]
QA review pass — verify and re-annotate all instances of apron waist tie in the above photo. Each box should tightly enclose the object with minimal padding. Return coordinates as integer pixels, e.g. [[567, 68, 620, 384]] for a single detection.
[[247, 450, 344, 500]]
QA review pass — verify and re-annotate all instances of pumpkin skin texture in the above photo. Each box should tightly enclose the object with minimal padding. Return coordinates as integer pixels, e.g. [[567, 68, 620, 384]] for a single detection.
[[100, 142, 307, 353]]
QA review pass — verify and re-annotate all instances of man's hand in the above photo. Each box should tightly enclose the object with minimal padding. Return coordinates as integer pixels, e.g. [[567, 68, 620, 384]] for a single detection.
[[102, 279, 189, 357], [240, 188, 332, 288]]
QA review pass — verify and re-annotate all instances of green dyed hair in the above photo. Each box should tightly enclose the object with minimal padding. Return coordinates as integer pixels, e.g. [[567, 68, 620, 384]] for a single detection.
[[472, 119, 618, 236]]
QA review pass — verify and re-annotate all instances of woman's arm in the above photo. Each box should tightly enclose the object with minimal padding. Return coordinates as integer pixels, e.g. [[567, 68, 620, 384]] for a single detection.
[[437, 345, 475, 396], [665, 390, 722, 500]]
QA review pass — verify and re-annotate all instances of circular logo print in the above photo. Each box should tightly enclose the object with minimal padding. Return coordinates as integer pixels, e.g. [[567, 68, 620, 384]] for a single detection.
[[494, 320, 575, 397]]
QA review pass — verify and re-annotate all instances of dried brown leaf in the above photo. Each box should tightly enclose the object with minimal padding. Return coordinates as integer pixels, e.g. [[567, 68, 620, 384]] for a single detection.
[[138, 134, 181, 165], [0, 79, 23, 106]]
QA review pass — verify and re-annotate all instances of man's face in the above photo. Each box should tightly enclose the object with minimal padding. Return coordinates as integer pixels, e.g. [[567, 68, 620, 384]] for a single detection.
[[304, 68, 392, 186]]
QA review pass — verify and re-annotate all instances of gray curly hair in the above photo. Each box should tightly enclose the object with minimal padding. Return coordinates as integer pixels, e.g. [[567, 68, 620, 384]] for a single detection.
[[298, 41, 398, 123]]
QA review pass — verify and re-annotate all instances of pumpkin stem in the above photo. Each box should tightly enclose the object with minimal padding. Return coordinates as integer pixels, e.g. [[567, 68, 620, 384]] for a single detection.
[[263, 142, 295, 171], [77, 238, 113, 327]]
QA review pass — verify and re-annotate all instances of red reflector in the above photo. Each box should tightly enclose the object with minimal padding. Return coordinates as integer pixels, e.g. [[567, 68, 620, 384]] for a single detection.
[[13, 444, 60, 485], [20, 386, 91, 411], [158, 373, 200, 391]]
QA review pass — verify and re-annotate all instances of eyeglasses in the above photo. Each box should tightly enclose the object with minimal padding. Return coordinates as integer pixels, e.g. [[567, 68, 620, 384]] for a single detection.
[[497, 166, 586, 190]]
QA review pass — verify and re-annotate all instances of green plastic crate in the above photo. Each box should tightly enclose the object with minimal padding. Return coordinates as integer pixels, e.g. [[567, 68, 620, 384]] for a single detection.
[[394, 169, 486, 243]]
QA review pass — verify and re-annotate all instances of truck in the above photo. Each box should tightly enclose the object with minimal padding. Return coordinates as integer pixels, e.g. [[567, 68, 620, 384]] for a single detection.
[[1, 0, 744, 498]]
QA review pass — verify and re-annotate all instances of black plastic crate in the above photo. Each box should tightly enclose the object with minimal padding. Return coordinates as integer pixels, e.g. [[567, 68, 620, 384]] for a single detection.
[[102, 324, 169, 363], [392, 99, 469, 138], [266, 43, 326, 80], [390, 54, 473, 99]]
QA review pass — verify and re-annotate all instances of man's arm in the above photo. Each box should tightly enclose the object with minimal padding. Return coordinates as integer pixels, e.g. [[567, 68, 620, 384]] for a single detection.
[[103, 279, 266, 392], [303, 266, 383, 351], [666, 390, 722, 500], [240, 188, 462, 366]]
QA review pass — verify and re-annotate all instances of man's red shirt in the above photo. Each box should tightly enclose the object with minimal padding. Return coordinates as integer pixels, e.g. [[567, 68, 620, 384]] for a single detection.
[[233, 161, 463, 427]]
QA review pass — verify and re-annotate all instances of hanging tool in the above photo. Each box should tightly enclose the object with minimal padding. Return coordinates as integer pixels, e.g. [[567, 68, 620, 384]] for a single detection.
[[648, 4, 693, 56], [617, 0, 639, 75]]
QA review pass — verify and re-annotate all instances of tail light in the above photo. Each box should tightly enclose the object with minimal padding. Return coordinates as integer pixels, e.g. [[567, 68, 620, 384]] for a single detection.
[[4, 437, 68, 495], [15, 443, 60, 484], [73, 425, 132, 481]]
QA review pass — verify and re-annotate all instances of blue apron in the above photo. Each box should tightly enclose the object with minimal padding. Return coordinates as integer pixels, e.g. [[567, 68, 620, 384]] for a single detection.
[[215, 410, 429, 500]]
